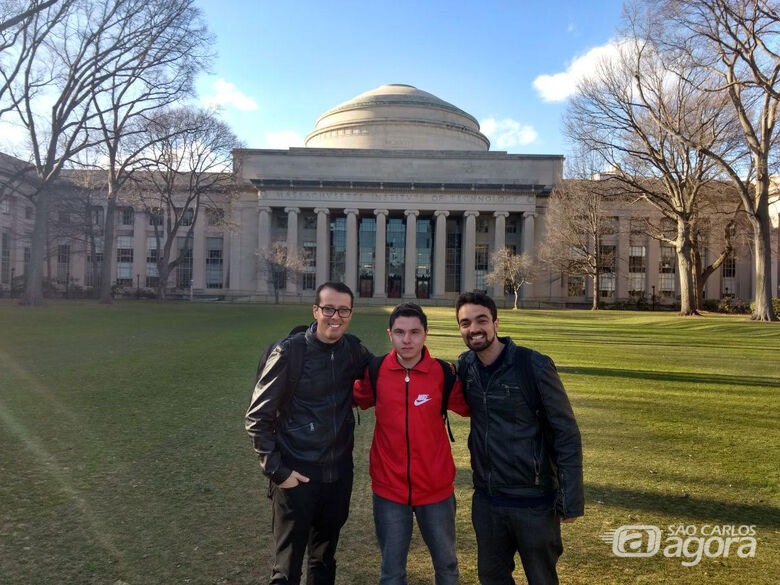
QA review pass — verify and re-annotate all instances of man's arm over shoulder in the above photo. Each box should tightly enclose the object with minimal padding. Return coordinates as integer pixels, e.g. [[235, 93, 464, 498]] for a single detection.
[[353, 366, 375, 410], [447, 378, 471, 417], [245, 342, 293, 485], [532, 352, 584, 518]]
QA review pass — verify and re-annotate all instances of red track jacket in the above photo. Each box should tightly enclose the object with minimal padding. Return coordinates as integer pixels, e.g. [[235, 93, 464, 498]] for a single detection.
[[354, 347, 470, 506]]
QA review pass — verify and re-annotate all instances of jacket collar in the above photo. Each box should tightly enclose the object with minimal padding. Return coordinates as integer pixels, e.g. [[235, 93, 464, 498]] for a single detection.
[[305, 321, 347, 351], [386, 346, 434, 372]]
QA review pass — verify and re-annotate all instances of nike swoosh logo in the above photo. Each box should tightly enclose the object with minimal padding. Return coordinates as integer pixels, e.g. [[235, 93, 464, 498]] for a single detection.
[[413, 395, 433, 407]]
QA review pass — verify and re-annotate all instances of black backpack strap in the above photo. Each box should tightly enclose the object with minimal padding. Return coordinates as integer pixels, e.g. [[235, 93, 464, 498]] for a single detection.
[[436, 358, 457, 442], [367, 354, 387, 405], [285, 331, 308, 390]]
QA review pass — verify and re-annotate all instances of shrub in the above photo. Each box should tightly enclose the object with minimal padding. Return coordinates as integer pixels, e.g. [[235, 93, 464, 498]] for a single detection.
[[717, 297, 751, 314], [749, 297, 780, 315]]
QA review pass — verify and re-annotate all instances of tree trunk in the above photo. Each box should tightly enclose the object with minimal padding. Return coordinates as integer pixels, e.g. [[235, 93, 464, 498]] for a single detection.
[[513, 288, 519, 310], [157, 262, 169, 301], [675, 223, 697, 316], [691, 244, 703, 311], [99, 190, 117, 304], [749, 198, 778, 321], [20, 190, 50, 306], [590, 274, 599, 310]]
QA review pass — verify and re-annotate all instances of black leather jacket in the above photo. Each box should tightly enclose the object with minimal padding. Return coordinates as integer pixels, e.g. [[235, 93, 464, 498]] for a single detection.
[[458, 337, 584, 518], [246, 324, 372, 484]]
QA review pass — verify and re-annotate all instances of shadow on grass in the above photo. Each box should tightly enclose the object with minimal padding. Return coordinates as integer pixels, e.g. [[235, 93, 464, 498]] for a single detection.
[[587, 483, 780, 528], [558, 366, 779, 390]]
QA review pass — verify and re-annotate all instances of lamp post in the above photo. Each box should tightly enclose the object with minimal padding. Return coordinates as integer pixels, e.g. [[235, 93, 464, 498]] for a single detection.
[[651, 285, 656, 311], [136, 273, 140, 299], [10, 267, 14, 298]]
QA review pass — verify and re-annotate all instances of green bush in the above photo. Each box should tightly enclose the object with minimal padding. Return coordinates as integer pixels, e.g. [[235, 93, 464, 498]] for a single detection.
[[718, 297, 751, 314], [749, 297, 780, 315]]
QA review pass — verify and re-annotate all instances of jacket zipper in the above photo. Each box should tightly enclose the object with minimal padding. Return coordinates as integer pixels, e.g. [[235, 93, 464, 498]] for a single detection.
[[329, 350, 337, 477], [404, 367, 412, 506]]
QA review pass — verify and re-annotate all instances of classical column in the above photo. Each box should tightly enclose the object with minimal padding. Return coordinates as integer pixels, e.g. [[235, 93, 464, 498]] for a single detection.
[[345, 208, 359, 293], [433, 210, 449, 298], [285, 207, 300, 295], [492, 211, 509, 300], [314, 207, 330, 287], [256, 205, 271, 293], [374, 209, 388, 298], [404, 210, 419, 298], [522, 211, 536, 299], [462, 211, 479, 292], [229, 205, 242, 291]]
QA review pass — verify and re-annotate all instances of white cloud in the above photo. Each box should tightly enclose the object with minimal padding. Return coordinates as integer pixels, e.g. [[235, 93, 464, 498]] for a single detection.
[[264, 130, 304, 149], [480, 118, 538, 149], [201, 78, 259, 111], [532, 40, 624, 102]]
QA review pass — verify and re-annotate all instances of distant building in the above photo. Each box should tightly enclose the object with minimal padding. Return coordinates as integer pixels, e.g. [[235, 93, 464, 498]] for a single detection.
[[1, 84, 777, 305]]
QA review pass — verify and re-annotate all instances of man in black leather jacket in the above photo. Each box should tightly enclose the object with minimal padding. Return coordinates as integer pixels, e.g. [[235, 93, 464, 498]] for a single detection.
[[246, 282, 373, 585], [455, 291, 583, 585]]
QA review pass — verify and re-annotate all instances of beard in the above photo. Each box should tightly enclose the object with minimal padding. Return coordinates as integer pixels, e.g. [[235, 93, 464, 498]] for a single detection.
[[465, 332, 495, 352]]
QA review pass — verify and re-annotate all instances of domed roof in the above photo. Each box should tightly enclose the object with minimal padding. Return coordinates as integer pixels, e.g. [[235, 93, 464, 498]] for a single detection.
[[304, 84, 490, 151]]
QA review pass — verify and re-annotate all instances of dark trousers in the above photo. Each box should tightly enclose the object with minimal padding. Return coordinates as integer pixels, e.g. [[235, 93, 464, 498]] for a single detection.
[[471, 491, 562, 585], [269, 472, 353, 585]]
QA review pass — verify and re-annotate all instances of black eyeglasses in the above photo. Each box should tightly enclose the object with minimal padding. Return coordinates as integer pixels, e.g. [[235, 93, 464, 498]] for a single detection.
[[316, 305, 353, 318]]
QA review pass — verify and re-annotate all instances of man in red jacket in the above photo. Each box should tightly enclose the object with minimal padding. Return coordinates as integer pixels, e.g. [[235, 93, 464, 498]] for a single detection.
[[354, 303, 470, 585]]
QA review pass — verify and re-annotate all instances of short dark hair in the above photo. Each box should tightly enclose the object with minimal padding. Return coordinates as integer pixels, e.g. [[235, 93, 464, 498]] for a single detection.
[[455, 291, 498, 322], [315, 281, 354, 307], [389, 302, 428, 330]]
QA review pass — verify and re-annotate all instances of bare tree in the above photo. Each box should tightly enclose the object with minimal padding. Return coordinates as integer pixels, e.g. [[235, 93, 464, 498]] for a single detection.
[[258, 241, 306, 304], [130, 107, 239, 301], [485, 247, 535, 310], [1, 0, 212, 305], [634, 0, 779, 320], [91, 0, 212, 304], [538, 173, 617, 310], [0, 0, 72, 117], [566, 39, 736, 316]]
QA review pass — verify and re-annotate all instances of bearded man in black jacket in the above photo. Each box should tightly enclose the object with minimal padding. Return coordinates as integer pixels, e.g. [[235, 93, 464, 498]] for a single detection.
[[455, 291, 583, 585]]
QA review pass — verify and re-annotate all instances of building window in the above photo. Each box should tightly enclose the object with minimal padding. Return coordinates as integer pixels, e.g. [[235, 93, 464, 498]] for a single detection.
[[149, 208, 163, 226], [276, 213, 288, 229], [303, 213, 317, 230], [659, 245, 676, 298], [1, 199, 9, 214], [1, 230, 9, 284], [89, 206, 104, 226], [146, 236, 159, 288], [475, 244, 489, 292], [506, 218, 517, 234], [56, 244, 70, 284], [476, 216, 489, 233], [23, 247, 31, 276], [25, 206, 33, 220], [207, 208, 224, 226], [119, 207, 134, 226], [179, 208, 194, 227], [116, 236, 134, 285], [416, 218, 433, 298], [568, 275, 585, 297], [599, 245, 616, 299], [205, 237, 224, 289], [358, 218, 376, 297], [722, 255, 736, 296], [628, 245, 646, 295], [176, 236, 193, 289], [386, 217, 405, 298], [329, 216, 346, 284], [302, 241, 316, 291], [445, 217, 462, 293]]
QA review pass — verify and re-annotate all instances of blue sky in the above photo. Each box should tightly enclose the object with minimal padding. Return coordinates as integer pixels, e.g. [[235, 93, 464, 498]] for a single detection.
[[195, 0, 627, 157]]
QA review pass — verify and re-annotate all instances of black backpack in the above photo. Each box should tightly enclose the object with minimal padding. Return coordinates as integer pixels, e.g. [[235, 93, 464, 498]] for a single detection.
[[366, 354, 458, 441], [255, 324, 363, 415]]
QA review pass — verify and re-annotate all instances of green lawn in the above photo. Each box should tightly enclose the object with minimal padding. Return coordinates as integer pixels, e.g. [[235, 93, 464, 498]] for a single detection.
[[0, 300, 778, 585]]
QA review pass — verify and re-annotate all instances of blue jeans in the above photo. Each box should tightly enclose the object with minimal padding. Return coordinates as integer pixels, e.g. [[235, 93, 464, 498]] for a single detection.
[[373, 493, 459, 585], [471, 490, 562, 585]]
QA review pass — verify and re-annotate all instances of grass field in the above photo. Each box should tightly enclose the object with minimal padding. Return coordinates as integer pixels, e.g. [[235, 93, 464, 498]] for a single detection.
[[0, 300, 778, 585]]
